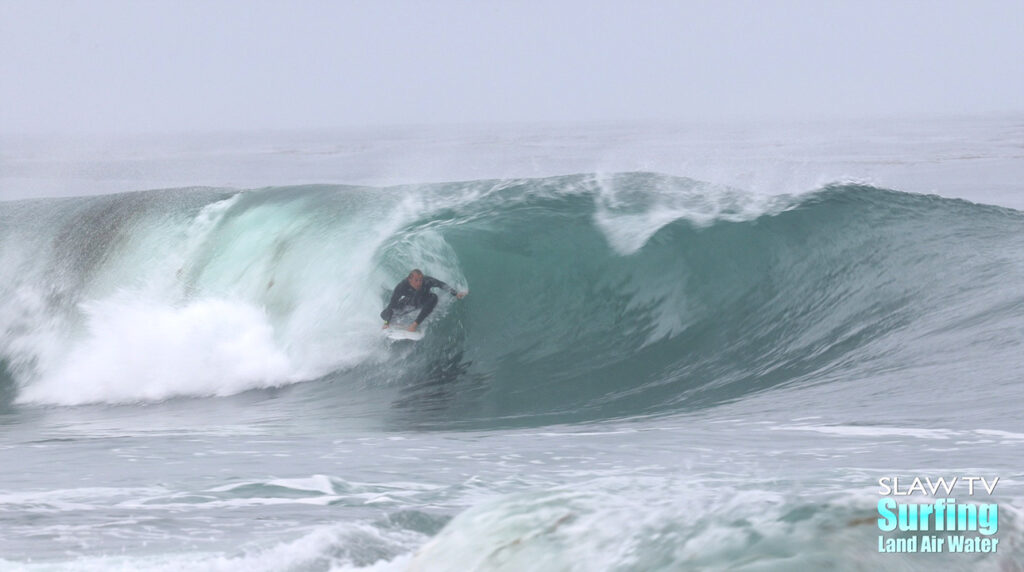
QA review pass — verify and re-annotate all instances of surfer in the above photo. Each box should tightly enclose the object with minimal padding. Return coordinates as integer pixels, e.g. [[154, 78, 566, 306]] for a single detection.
[[381, 269, 467, 332]]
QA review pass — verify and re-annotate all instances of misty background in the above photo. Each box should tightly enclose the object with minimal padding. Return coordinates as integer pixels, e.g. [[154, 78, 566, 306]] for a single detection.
[[1, 1, 1023, 206], [2, 0, 1023, 134]]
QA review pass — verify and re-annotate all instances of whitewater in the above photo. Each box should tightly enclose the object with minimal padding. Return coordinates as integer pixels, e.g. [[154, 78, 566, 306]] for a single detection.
[[1, 117, 1023, 571]]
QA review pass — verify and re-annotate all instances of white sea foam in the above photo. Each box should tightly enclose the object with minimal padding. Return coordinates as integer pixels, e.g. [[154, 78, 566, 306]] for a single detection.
[[402, 478, 902, 572], [17, 296, 296, 405], [771, 424, 958, 440], [0, 522, 425, 572]]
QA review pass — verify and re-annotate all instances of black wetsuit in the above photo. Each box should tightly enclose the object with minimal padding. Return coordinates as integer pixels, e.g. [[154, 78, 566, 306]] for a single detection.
[[380, 276, 458, 325]]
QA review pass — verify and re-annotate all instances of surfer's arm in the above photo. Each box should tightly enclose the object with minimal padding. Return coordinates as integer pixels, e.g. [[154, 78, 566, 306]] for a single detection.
[[425, 276, 464, 298]]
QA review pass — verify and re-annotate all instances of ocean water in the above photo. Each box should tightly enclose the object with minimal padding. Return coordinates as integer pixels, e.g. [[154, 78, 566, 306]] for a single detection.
[[1, 118, 1023, 571]]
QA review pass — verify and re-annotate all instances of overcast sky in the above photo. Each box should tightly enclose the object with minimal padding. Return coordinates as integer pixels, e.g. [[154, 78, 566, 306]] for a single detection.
[[2, 0, 1022, 134]]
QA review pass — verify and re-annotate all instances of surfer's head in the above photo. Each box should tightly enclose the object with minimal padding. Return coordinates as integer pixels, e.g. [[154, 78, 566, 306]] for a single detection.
[[408, 269, 424, 290]]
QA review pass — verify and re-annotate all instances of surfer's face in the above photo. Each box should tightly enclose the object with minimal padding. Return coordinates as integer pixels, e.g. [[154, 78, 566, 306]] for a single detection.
[[409, 274, 423, 290]]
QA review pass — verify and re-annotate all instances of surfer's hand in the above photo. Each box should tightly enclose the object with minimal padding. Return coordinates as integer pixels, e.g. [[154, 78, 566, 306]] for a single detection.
[[456, 291, 468, 299], [408, 322, 418, 332]]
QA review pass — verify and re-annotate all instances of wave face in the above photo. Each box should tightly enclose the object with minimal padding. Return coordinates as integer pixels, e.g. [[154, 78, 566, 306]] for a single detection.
[[2, 173, 1023, 425]]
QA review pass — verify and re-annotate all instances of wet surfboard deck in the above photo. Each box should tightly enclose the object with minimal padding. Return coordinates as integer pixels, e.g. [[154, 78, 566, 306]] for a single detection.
[[383, 327, 424, 341]]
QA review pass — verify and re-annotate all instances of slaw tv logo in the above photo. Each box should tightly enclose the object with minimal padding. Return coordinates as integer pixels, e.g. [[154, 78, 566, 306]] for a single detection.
[[877, 476, 1000, 554]]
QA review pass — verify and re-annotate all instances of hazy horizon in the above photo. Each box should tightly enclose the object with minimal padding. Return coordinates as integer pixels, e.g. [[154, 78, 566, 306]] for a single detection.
[[3, 1, 1023, 135]]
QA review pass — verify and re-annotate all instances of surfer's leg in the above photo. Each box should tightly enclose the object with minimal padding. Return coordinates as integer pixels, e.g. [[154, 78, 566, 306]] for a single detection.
[[384, 305, 416, 324], [414, 293, 438, 324]]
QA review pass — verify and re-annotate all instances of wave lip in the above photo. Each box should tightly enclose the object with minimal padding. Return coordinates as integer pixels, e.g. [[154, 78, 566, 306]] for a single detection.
[[593, 171, 796, 254]]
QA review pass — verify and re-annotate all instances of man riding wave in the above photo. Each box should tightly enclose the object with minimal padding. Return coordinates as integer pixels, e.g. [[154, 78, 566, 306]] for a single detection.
[[381, 269, 467, 332]]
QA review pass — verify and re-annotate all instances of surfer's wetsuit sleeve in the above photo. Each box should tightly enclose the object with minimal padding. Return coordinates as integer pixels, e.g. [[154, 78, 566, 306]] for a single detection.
[[423, 276, 458, 297]]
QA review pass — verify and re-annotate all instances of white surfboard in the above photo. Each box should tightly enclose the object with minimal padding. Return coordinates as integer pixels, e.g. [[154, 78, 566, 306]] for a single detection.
[[384, 327, 424, 341]]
